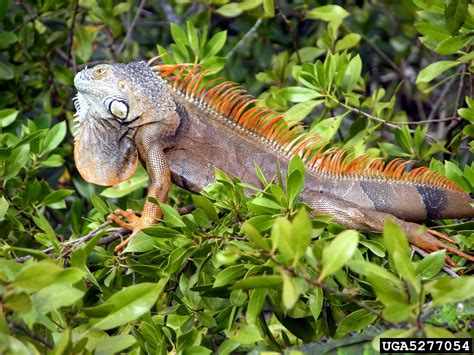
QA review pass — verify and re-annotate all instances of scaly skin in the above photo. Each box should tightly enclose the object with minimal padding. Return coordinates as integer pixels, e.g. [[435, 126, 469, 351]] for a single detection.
[[73, 61, 473, 263]]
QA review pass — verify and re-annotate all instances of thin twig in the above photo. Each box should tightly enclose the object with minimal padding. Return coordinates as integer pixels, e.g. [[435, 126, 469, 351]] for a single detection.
[[66, 0, 79, 69], [8, 321, 53, 349], [158, 0, 181, 25], [426, 66, 463, 122], [395, 117, 457, 125], [118, 0, 146, 55], [226, 19, 263, 59], [14, 221, 112, 263], [411, 246, 458, 278], [339, 101, 436, 141], [360, 33, 401, 74], [339, 101, 437, 141]]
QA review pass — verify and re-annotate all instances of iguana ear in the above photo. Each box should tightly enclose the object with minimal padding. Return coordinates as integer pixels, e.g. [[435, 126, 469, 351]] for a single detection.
[[74, 122, 138, 186]]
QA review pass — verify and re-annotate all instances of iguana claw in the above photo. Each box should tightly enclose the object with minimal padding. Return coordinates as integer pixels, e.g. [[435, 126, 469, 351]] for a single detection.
[[107, 209, 151, 253]]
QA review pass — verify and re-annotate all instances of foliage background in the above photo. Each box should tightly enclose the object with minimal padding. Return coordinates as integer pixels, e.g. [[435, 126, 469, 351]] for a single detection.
[[0, 0, 473, 353]]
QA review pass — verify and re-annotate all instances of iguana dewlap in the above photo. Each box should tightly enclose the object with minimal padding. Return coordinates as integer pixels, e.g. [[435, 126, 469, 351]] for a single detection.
[[72, 61, 474, 263]]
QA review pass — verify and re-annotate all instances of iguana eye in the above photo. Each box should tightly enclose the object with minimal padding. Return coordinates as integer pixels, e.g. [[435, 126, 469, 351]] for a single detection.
[[92, 66, 110, 78], [109, 99, 129, 119]]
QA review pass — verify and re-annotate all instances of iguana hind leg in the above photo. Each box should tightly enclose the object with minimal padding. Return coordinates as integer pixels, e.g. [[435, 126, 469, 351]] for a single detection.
[[308, 194, 473, 266]]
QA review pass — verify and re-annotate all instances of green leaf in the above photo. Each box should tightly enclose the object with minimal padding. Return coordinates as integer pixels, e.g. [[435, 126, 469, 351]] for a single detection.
[[94, 334, 136, 355], [3, 291, 32, 313], [12, 260, 63, 292], [415, 22, 450, 42], [32, 284, 84, 313], [216, 3, 243, 17], [123, 232, 157, 253], [335, 33, 361, 52], [285, 100, 323, 121], [281, 271, 300, 311], [416, 60, 460, 84], [424, 325, 454, 338], [170, 23, 189, 57], [306, 5, 349, 22], [0, 109, 18, 128], [214, 265, 247, 287], [287, 156, 305, 204], [14, 129, 47, 148], [0, 61, 14, 80], [90, 193, 110, 216], [112, 2, 131, 16], [88, 280, 167, 330], [160, 203, 186, 227], [319, 230, 359, 281], [280, 87, 322, 103], [309, 288, 323, 321], [241, 222, 271, 251], [383, 219, 415, 281], [229, 324, 263, 344], [289, 208, 312, 263], [101, 175, 148, 198], [192, 195, 218, 221], [231, 275, 282, 289], [204, 31, 227, 59], [435, 35, 472, 55], [246, 288, 267, 325], [0, 196, 8, 221], [142, 225, 184, 238], [186, 21, 199, 57], [415, 249, 445, 278], [39, 189, 74, 207], [248, 196, 282, 214], [343, 54, 362, 93], [426, 276, 474, 308], [40, 154, 64, 168], [445, 0, 469, 35], [263, 0, 274, 17], [335, 309, 378, 337], [272, 217, 292, 259], [0, 31, 17, 49], [75, 25, 93, 62], [42, 121, 66, 153]]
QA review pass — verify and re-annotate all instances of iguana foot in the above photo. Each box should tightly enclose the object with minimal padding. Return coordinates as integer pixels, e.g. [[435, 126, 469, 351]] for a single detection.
[[107, 209, 142, 230], [408, 226, 474, 266], [107, 209, 154, 252]]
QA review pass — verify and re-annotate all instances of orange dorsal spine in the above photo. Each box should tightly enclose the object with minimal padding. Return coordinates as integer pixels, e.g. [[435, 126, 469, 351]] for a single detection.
[[151, 63, 465, 193]]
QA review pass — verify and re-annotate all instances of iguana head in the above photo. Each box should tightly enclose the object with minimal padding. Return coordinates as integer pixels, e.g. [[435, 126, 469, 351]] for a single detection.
[[73, 61, 169, 186]]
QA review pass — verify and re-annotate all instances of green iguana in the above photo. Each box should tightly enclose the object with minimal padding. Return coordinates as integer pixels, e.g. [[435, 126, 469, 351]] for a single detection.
[[72, 60, 474, 265]]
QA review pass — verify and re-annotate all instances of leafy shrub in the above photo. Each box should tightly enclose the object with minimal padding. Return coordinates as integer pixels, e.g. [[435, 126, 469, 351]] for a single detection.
[[0, 0, 473, 353]]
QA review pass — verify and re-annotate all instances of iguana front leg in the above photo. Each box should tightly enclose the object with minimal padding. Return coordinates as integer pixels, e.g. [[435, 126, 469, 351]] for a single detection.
[[108, 126, 171, 252], [308, 194, 474, 266]]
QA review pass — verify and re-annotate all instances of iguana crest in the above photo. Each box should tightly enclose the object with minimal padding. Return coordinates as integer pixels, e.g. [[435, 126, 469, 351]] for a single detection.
[[151, 63, 464, 193]]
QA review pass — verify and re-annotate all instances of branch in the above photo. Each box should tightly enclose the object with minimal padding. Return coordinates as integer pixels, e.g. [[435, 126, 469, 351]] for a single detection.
[[426, 66, 463, 122], [394, 117, 458, 125], [66, 0, 79, 69], [14, 221, 112, 263], [226, 19, 263, 59], [118, 0, 146, 55], [158, 0, 181, 25], [339, 101, 437, 141], [8, 321, 53, 349]]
